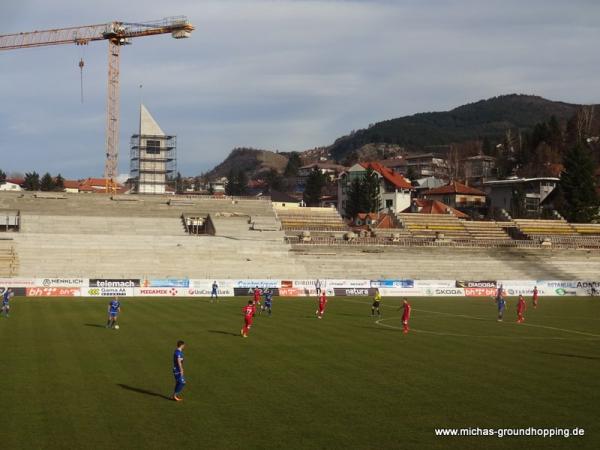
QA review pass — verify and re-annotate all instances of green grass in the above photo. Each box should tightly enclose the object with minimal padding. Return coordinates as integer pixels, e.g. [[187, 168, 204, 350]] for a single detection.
[[1, 296, 599, 450]]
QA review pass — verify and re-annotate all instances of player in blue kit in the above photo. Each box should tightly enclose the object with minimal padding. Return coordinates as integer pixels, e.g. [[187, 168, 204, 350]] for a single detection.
[[262, 289, 273, 316], [2, 288, 14, 318], [172, 340, 186, 402], [495, 285, 506, 322], [210, 281, 219, 303], [106, 297, 121, 329]]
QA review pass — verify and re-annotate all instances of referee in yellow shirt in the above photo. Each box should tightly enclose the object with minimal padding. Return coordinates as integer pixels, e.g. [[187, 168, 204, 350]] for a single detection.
[[371, 289, 382, 317]]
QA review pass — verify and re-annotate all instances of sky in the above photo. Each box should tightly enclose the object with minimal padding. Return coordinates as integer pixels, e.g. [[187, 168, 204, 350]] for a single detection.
[[1, 0, 600, 179]]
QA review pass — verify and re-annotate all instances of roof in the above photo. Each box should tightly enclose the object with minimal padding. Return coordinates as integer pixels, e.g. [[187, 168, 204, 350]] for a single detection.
[[423, 181, 485, 196], [353, 212, 396, 230], [6, 178, 24, 185], [415, 176, 445, 190], [359, 162, 413, 190], [402, 199, 469, 219], [62, 180, 80, 189], [483, 177, 560, 186], [140, 104, 165, 136], [378, 158, 406, 168], [268, 189, 299, 203], [465, 155, 496, 161], [299, 162, 346, 171]]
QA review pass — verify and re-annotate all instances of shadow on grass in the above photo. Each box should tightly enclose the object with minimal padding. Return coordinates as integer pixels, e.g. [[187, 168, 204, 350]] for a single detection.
[[208, 330, 240, 337], [84, 323, 106, 328], [117, 384, 172, 400], [536, 351, 600, 361]]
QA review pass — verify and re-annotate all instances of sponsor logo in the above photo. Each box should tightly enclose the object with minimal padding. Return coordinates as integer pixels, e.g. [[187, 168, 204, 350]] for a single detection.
[[435, 288, 464, 296], [87, 287, 131, 297], [554, 288, 577, 296], [41, 278, 85, 287], [234, 280, 279, 289], [371, 280, 414, 288], [456, 280, 497, 288], [187, 288, 233, 296], [142, 279, 189, 288], [326, 280, 371, 288], [89, 279, 140, 288], [464, 287, 497, 297], [279, 287, 303, 297], [26, 287, 80, 297]]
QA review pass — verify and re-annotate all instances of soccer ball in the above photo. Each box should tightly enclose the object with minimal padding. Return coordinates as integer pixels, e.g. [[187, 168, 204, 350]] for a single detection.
[[114, 325, 120, 330]]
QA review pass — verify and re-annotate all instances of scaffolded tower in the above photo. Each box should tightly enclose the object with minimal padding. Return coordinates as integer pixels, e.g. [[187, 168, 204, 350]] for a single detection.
[[130, 104, 176, 194]]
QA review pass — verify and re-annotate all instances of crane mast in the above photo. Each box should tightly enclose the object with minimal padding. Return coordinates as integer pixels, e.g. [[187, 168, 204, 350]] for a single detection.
[[0, 17, 194, 191]]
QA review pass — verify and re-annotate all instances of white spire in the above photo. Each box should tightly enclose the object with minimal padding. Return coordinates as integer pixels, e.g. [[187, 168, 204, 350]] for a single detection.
[[139, 104, 165, 136]]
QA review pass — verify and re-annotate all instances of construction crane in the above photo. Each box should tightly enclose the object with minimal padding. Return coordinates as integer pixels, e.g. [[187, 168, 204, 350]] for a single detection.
[[0, 17, 194, 192]]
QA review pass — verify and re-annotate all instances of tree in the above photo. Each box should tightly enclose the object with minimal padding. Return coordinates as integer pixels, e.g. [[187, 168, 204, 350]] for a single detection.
[[405, 166, 417, 183], [284, 152, 301, 177], [345, 177, 364, 218], [23, 172, 40, 191], [40, 172, 55, 191], [225, 169, 248, 196], [0, 169, 6, 184], [559, 143, 599, 223], [54, 174, 65, 191], [363, 167, 381, 213], [264, 169, 284, 192], [175, 172, 184, 194], [303, 169, 326, 206]]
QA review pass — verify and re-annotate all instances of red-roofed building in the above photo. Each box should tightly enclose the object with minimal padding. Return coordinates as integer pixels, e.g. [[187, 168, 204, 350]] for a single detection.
[[337, 162, 413, 216], [403, 199, 469, 219], [352, 212, 398, 230], [421, 181, 486, 209], [78, 178, 125, 194], [62, 180, 80, 193]]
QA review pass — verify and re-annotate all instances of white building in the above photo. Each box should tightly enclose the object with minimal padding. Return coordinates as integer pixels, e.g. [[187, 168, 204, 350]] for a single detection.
[[337, 162, 413, 217], [0, 182, 22, 192], [130, 105, 176, 194]]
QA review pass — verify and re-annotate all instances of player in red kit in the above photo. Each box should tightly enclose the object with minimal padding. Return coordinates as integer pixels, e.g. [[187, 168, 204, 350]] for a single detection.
[[517, 294, 527, 323], [241, 300, 256, 338], [532, 286, 538, 309], [400, 298, 411, 334], [316, 292, 327, 319], [253, 287, 262, 307]]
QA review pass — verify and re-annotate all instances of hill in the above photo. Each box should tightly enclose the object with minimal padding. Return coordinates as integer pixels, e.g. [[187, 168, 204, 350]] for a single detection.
[[205, 147, 289, 179], [329, 94, 587, 160]]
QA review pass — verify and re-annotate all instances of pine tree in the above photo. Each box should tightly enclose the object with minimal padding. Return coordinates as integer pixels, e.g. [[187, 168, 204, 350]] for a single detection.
[[23, 172, 40, 191], [175, 172, 184, 194], [559, 144, 599, 223], [0, 169, 6, 184], [363, 167, 381, 213], [303, 169, 326, 206], [284, 152, 301, 177], [345, 177, 363, 218], [54, 174, 65, 191], [40, 172, 55, 191]]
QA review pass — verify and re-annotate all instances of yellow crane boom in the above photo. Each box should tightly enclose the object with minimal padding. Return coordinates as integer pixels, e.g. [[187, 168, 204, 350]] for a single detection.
[[0, 16, 194, 190]]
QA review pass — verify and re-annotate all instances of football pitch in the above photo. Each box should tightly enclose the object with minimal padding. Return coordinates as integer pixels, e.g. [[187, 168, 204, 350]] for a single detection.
[[1, 296, 599, 450]]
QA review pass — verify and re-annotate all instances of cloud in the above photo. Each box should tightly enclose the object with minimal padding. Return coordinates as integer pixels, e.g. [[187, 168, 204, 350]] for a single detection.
[[1, 0, 600, 177]]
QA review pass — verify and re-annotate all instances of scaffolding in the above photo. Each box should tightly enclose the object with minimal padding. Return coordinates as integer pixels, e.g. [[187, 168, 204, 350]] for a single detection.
[[130, 134, 177, 194]]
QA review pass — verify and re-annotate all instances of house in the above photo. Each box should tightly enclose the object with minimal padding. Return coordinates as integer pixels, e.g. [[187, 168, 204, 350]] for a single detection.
[[297, 162, 346, 179], [402, 198, 469, 219], [78, 178, 125, 194], [337, 162, 413, 216], [463, 155, 496, 187], [378, 158, 407, 175], [268, 189, 301, 209], [209, 177, 227, 194], [62, 180, 80, 194], [421, 181, 486, 209], [413, 176, 445, 194], [352, 212, 397, 230], [404, 153, 449, 178], [483, 177, 559, 217]]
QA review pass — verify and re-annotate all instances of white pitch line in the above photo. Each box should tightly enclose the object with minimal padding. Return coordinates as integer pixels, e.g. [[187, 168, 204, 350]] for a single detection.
[[375, 315, 600, 340]]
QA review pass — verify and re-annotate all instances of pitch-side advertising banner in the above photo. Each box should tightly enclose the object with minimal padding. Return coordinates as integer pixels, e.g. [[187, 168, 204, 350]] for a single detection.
[[535, 280, 600, 296]]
